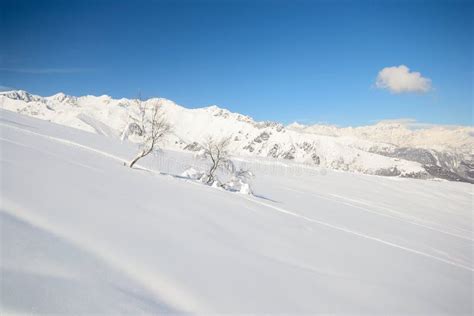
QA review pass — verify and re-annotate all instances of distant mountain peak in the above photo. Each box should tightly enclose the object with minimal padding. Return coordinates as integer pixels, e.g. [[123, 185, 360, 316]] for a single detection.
[[0, 90, 39, 102]]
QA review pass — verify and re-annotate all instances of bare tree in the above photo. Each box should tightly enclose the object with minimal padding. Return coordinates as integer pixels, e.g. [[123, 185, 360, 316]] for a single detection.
[[128, 98, 171, 168], [200, 136, 235, 184]]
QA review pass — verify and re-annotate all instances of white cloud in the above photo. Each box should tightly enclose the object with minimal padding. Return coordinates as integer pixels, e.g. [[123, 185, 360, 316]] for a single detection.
[[375, 65, 432, 94]]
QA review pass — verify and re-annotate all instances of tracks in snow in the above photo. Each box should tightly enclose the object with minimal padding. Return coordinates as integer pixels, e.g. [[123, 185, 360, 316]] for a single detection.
[[242, 194, 474, 272], [284, 187, 473, 241]]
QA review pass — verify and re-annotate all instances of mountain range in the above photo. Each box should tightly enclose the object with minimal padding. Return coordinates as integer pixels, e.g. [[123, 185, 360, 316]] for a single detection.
[[1, 90, 472, 183]]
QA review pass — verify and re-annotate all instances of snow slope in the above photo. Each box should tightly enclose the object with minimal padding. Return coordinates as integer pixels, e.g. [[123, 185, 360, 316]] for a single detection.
[[1, 110, 472, 314]]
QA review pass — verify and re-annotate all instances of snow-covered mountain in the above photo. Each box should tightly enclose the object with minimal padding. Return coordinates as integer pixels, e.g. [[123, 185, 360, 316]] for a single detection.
[[287, 120, 473, 154], [1, 90, 473, 182], [288, 121, 474, 183]]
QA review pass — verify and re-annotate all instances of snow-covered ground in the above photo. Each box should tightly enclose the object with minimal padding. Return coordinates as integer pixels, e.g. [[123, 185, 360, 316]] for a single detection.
[[1, 109, 472, 314]]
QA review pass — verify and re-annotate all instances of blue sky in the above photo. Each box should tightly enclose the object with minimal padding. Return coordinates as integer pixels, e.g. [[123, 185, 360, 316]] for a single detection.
[[1, 0, 472, 126]]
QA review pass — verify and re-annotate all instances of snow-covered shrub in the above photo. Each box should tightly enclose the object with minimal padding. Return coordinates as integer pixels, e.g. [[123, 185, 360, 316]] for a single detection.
[[239, 183, 252, 195], [222, 169, 254, 195]]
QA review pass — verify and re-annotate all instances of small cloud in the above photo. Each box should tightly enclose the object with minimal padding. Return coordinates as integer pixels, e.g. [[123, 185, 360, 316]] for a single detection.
[[0, 67, 93, 74], [375, 65, 432, 94]]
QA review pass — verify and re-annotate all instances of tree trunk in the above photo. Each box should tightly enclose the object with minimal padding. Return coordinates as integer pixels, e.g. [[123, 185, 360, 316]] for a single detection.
[[207, 161, 218, 184], [129, 146, 153, 168], [129, 154, 143, 168]]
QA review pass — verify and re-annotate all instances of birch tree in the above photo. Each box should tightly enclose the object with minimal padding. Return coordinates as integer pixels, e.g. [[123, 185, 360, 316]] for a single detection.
[[200, 136, 235, 184], [128, 99, 171, 168]]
